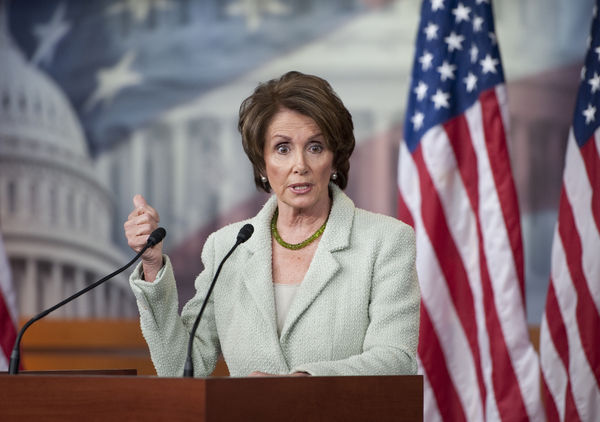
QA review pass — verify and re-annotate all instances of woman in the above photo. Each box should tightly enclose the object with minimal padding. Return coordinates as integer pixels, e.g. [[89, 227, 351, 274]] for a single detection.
[[124, 71, 420, 377]]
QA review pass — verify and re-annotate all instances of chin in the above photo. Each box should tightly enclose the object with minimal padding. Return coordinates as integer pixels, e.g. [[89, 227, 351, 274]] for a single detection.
[[287, 195, 326, 211], [288, 200, 316, 211]]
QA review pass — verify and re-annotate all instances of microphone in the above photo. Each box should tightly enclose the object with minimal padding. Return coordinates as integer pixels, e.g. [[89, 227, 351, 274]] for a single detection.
[[147, 227, 166, 247], [236, 223, 254, 243], [183, 223, 254, 378], [8, 227, 167, 375]]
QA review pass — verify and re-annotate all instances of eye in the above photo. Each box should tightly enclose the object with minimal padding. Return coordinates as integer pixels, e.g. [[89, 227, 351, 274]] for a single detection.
[[276, 143, 290, 154], [307, 143, 324, 153]]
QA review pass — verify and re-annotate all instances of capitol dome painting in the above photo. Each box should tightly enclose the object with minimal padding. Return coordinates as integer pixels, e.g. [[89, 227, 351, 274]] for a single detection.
[[0, 7, 136, 319]]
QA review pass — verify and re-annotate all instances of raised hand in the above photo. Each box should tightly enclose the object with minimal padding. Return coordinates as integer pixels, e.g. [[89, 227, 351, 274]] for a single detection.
[[124, 194, 163, 282]]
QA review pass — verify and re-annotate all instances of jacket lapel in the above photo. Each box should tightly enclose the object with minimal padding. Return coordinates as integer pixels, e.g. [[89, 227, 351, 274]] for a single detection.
[[239, 195, 279, 337], [280, 185, 354, 340]]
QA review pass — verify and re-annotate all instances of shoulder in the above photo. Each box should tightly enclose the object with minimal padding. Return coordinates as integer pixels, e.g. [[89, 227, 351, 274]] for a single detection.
[[198, 220, 254, 268], [208, 194, 275, 245], [207, 220, 250, 247], [201, 193, 276, 261], [352, 208, 415, 247], [327, 184, 415, 251]]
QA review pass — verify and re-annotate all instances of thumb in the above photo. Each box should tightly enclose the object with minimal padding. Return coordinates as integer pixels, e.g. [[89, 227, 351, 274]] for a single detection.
[[133, 194, 147, 209]]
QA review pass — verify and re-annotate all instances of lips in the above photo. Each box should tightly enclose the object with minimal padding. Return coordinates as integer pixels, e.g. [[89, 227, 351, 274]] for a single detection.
[[289, 183, 312, 193]]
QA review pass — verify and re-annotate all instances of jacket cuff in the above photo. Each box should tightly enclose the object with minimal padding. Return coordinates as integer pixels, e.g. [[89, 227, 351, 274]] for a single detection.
[[129, 255, 171, 300]]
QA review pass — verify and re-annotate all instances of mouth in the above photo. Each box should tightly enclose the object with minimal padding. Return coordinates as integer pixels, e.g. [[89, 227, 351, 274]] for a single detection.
[[289, 183, 312, 193]]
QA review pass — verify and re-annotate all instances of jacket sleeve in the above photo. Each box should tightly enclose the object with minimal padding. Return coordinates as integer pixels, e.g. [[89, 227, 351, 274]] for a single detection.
[[129, 234, 221, 377], [291, 224, 420, 376]]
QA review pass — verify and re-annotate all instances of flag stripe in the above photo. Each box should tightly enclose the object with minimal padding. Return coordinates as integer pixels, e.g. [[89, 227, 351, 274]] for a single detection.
[[435, 108, 499, 419], [0, 293, 16, 362], [443, 102, 530, 422], [421, 364, 444, 422], [564, 380, 583, 422], [0, 233, 17, 371], [399, 141, 484, 420], [541, 308, 568, 421], [580, 134, 600, 233], [479, 89, 526, 302], [541, 372, 560, 422], [545, 281, 570, 370], [419, 302, 468, 422], [542, 280, 582, 421], [413, 144, 488, 408], [560, 133, 600, 399], [470, 90, 542, 420], [397, 189, 415, 228], [563, 133, 600, 314], [557, 186, 600, 389], [550, 214, 600, 421]]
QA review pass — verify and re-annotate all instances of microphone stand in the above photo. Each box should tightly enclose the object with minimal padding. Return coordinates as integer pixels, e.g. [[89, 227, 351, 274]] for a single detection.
[[183, 224, 253, 378], [182, 242, 241, 378]]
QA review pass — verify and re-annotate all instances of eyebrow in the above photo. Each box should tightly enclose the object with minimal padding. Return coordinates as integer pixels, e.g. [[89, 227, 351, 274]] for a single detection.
[[270, 133, 324, 141]]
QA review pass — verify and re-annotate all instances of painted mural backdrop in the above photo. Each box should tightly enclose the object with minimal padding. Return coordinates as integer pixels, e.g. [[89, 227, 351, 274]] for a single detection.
[[0, 0, 594, 331]]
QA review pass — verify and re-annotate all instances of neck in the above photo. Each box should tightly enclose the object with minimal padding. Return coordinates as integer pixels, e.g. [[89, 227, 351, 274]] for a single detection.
[[276, 198, 331, 228], [274, 197, 331, 245]]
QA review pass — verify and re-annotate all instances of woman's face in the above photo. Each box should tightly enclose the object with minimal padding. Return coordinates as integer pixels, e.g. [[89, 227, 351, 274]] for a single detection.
[[263, 108, 334, 216]]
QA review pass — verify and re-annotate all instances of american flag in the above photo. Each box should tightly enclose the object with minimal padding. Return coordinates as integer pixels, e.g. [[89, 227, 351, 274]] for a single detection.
[[398, 0, 543, 420], [0, 232, 17, 371], [539, 1, 600, 420]]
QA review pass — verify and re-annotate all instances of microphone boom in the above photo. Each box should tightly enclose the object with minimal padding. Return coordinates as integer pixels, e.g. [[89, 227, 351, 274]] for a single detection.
[[183, 224, 254, 377], [8, 227, 167, 374]]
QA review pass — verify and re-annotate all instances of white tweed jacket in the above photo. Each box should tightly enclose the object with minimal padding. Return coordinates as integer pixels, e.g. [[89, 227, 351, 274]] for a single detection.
[[130, 184, 420, 377]]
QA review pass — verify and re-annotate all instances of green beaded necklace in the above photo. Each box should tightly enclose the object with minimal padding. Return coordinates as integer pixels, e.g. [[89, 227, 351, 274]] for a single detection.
[[271, 208, 328, 250]]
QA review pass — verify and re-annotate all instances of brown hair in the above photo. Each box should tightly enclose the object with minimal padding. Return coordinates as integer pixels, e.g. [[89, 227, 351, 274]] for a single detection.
[[238, 71, 355, 192]]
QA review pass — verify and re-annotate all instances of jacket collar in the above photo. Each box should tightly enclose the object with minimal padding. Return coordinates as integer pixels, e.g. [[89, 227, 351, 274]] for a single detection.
[[242, 183, 354, 255]]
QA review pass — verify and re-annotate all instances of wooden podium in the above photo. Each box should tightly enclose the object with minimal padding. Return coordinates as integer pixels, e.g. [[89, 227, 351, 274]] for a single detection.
[[0, 374, 422, 421]]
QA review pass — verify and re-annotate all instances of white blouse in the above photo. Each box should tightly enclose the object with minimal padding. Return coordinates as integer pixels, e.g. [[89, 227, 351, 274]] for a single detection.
[[273, 282, 300, 335]]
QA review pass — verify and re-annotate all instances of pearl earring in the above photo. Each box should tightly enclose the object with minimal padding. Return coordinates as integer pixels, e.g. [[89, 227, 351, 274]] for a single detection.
[[331, 172, 338, 181], [260, 175, 268, 183]]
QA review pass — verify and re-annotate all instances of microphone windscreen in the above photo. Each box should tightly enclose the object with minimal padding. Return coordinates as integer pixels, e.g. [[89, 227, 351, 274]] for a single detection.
[[147, 227, 167, 247], [236, 224, 254, 243]]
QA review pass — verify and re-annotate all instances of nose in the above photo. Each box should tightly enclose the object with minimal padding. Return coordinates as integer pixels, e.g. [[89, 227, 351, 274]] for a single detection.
[[293, 150, 308, 174]]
